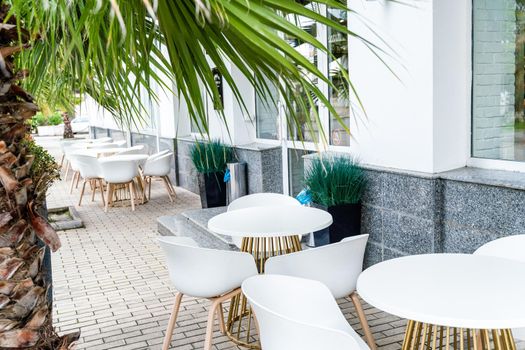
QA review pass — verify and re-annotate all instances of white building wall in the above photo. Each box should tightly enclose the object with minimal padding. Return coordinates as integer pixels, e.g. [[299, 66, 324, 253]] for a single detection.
[[347, 0, 471, 174]]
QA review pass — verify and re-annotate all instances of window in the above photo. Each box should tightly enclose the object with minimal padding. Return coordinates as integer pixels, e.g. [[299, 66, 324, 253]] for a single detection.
[[255, 78, 279, 140], [472, 1, 525, 161], [328, 7, 350, 146], [288, 149, 314, 196]]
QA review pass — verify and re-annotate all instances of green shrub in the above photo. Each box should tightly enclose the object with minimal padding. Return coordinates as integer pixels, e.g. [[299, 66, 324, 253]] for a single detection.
[[304, 156, 366, 207], [190, 139, 234, 174], [32, 112, 47, 127], [47, 113, 63, 126]]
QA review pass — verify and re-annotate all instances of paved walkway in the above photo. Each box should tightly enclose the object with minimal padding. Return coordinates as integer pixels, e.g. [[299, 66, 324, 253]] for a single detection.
[[38, 136, 457, 350]]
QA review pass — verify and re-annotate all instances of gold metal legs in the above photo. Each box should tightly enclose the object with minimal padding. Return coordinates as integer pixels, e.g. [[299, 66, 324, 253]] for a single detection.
[[225, 235, 302, 349], [402, 321, 516, 350]]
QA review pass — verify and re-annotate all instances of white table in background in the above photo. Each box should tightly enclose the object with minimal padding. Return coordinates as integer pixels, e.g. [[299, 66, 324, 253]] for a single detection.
[[208, 205, 333, 349], [357, 254, 525, 350], [99, 154, 149, 204]]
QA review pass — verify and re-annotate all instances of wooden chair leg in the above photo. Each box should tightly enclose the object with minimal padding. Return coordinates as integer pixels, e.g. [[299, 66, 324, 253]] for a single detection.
[[203, 300, 220, 350], [78, 179, 87, 206], [90, 179, 97, 202], [133, 180, 143, 205], [148, 177, 152, 200], [217, 302, 226, 334], [69, 172, 78, 194], [98, 179, 106, 207], [104, 183, 112, 213], [64, 161, 70, 179], [59, 154, 65, 168], [350, 292, 376, 350], [128, 182, 135, 211], [162, 176, 173, 202], [75, 172, 81, 189], [162, 293, 183, 350], [166, 176, 176, 197]]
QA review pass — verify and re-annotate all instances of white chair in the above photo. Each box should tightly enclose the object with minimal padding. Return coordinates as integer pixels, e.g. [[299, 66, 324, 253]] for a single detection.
[[142, 153, 175, 202], [99, 158, 140, 212], [116, 145, 146, 155], [227, 192, 300, 211], [242, 274, 368, 350], [148, 149, 170, 160], [264, 234, 376, 349], [75, 155, 105, 207], [157, 236, 258, 350], [91, 137, 113, 143], [67, 153, 83, 194], [113, 140, 127, 147], [227, 193, 301, 248], [474, 235, 525, 341]]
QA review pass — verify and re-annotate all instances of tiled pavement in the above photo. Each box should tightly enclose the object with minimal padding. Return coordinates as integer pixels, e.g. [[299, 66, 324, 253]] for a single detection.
[[39, 136, 419, 349]]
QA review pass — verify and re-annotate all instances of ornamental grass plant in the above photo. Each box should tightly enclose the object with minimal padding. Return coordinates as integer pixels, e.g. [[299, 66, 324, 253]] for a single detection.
[[190, 140, 235, 174], [305, 156, 366, 207]]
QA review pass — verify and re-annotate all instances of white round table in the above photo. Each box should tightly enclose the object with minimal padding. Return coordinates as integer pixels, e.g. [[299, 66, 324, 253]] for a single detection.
[[357, 254, 525, 350], [208, 205, 332, 348], [208, 205, 333, 238]]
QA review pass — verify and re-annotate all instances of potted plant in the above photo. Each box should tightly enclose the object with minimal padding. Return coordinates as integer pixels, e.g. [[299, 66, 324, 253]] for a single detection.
[[34, 112, 65, 136], [304, 155, 366, 243], [190, 140, 234, 208]]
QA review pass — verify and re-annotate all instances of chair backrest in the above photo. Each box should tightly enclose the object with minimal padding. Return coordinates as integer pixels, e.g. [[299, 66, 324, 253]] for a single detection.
[[113, 140, 127, 147], [91, 137, 113, 144], [116, 145, 146, 156], [99, 159, 139, 183], [143, 153, 173, 176], [242, 275, 362, 350], [75, 154, 102, 179], [89, 143, 116, 149], [157, 236, 257, 298], [265, 234, 369, 298], [228, 193, 300, 211], [148, 149, 170, 160]]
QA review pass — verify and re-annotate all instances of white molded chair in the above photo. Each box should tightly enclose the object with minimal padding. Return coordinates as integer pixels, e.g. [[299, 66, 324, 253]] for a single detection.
[[157, 236, 258, 350], [227, 193, 301, 248], [142, 153, 175, 202], [474, 235, 525, 341], [91, 137, 113, 143], [148, 149, 170, 160], [227, 192, 300, 211], [99, 158, 140, 212], [75, 155, 105, 207], [242, 274, 369, 350], [264, 234, 376, 349], [116, 145, 146, 155], [67, 153, 82, 193]]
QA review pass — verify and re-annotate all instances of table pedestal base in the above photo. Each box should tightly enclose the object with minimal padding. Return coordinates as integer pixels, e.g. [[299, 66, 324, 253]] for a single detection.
[[402, 321, 516, 350], [225, 235, 302, 349]]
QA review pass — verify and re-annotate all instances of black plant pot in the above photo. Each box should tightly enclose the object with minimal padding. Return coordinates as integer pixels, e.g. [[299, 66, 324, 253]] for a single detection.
[[328, 203, 361, 243], [201, 171, 227, 208]]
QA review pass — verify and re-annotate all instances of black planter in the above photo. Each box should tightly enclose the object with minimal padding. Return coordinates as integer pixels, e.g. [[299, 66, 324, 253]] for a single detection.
[[328, 203, 361, 243], [201, 171, 227, 208]]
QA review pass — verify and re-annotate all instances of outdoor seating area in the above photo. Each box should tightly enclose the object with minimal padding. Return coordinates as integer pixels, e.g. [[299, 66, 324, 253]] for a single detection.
[[60, 138, 175, 212], [3, 1, 525, 349], [45, 155, 525, 350]]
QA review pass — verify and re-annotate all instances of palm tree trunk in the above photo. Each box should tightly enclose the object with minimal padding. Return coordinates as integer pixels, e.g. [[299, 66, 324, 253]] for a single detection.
[[0, 3, 79, 348]]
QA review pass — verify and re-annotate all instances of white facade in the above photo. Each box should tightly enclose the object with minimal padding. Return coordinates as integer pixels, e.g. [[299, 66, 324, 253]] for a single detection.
[[87, 0, 525, 190]]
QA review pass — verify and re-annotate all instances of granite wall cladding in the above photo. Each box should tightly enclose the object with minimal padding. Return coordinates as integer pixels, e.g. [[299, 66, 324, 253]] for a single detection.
[[108, 129, 126, 142], [176, 139, 283, 195], [361, 167, 525, 267]]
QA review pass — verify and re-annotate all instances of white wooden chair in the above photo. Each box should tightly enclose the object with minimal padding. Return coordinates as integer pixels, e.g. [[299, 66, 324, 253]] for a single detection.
[[264, 234, 376, 349], [157, 236, 258, 350], [242, 274, 369, 350]]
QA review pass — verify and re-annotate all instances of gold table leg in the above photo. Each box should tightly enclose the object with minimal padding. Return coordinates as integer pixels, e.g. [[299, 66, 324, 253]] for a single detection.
[[402, 321, 517, 350], [225, 235, 302, 349]]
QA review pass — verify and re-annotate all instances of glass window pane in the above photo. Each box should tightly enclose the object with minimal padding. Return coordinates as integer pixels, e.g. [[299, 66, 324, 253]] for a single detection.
[[288, 149, 313, 196], [328, 8, 350, 146], [256, 78, 279, 140], [472, 1, 525, 160], [286, 5, 320, 143]]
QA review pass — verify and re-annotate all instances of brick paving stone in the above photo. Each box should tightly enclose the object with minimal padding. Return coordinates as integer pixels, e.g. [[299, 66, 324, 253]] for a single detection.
[[40, 136, 479, 350]]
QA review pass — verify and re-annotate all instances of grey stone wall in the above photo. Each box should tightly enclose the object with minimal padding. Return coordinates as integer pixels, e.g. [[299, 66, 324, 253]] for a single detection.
[[176, 139, 283, 195], [361, 166, 525, 267], [472, 0, 516, 159]]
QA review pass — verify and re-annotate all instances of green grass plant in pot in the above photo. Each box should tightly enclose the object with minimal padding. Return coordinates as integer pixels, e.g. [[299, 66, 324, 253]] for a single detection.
[[190, 140, 234, 208], [305, 156, 366, 243]]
